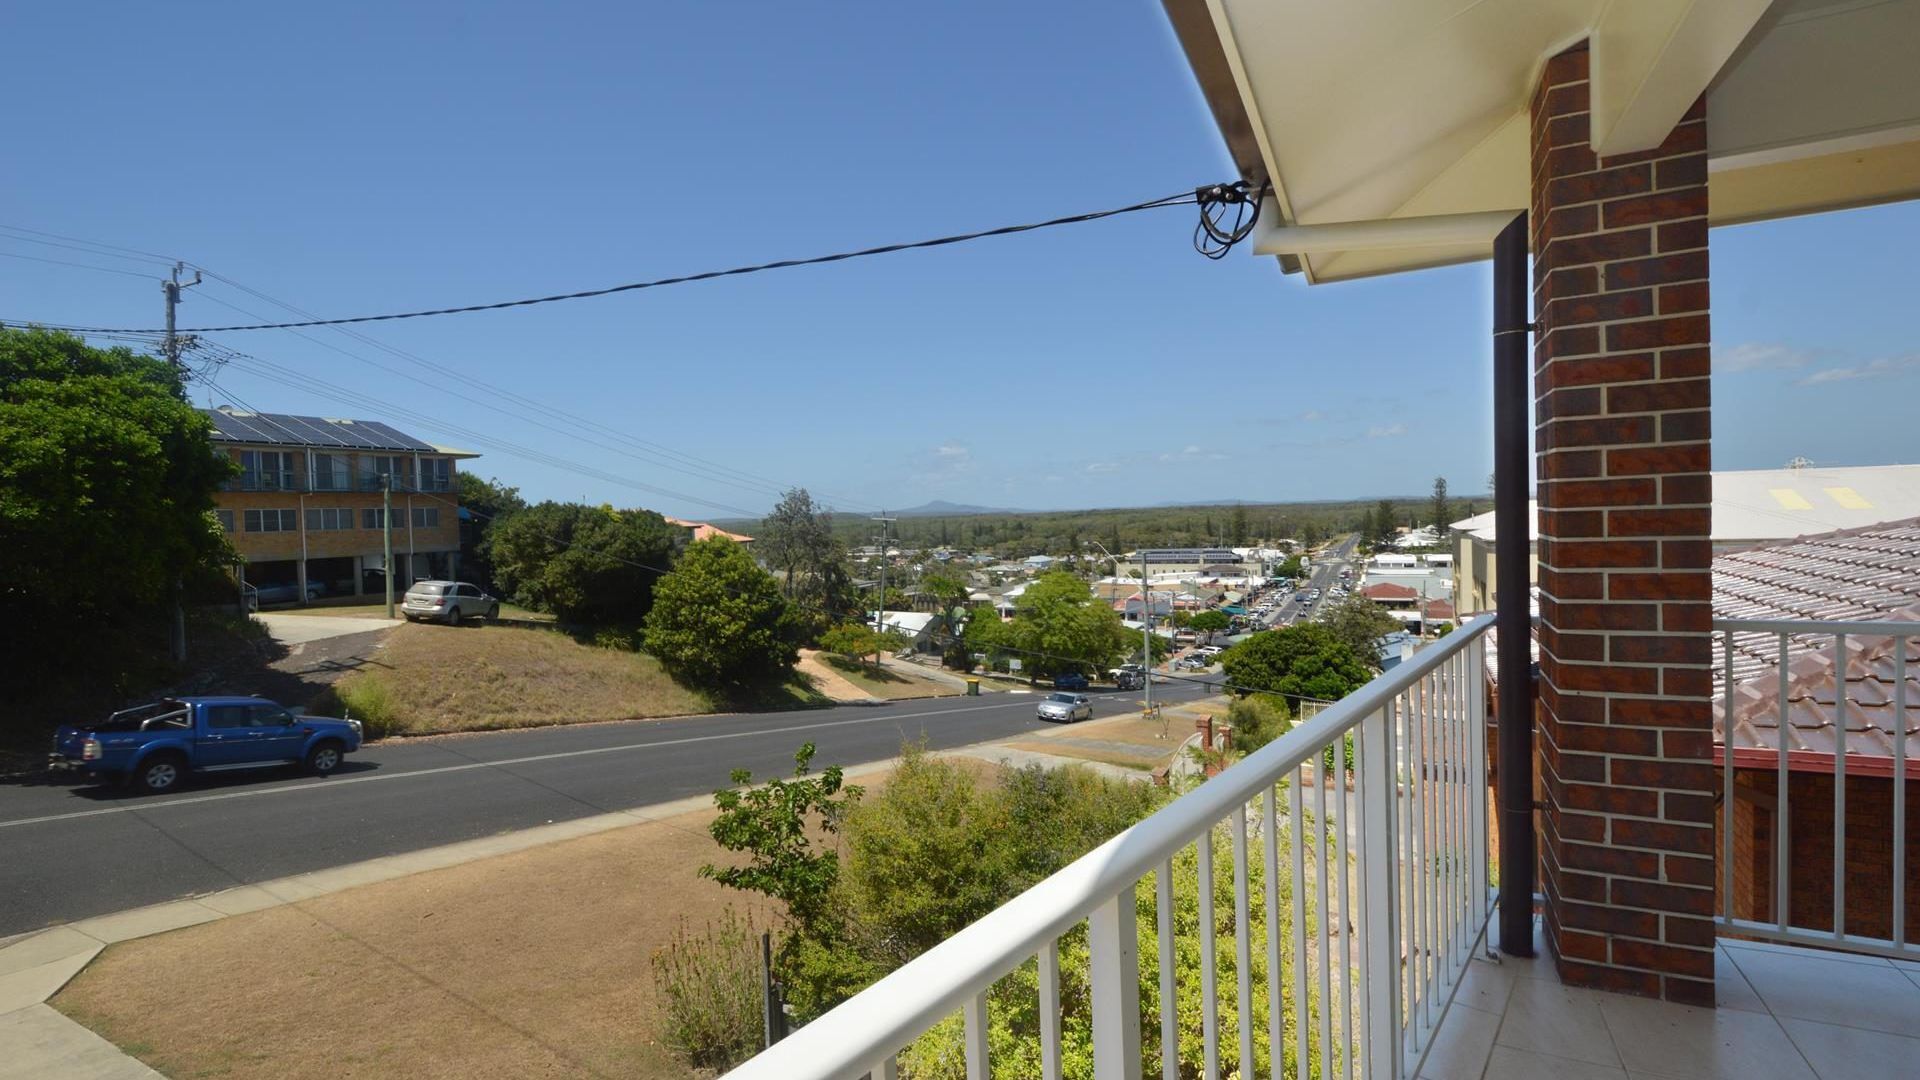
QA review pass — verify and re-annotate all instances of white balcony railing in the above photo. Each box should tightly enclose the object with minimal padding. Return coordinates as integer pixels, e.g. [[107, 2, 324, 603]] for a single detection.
[[1715, 617, 1916, 961], [728, 615, 1495, 1080]]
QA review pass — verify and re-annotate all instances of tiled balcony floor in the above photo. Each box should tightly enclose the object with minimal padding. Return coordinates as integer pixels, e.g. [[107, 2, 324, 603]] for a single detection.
[[1418, 916, 1920, 1080]]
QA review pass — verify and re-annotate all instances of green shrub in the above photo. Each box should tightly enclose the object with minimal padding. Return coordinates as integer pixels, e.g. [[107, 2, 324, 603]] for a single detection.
[[315, 674, 398, 739], [1226, 695, 1292, 753], [899, 801, 1343, 1079], [590, 623, 643, 652], [650, 909, 766, 1072]]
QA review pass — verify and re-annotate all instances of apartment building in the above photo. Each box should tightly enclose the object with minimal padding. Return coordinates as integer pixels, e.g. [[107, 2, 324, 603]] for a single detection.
[[203, 406, 477, 602]]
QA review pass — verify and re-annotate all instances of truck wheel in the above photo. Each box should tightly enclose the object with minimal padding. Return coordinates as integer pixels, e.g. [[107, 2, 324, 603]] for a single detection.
[[486, 604, 499, 620], [446, 606, 462, 627], [133, 754, 187, 795], [305, 741, 344, 776]]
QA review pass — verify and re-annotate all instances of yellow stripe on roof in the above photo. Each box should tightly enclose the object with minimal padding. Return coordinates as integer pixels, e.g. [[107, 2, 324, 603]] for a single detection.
[[1824, 486, 1873, 510], [1768, 488, 1814, 510]]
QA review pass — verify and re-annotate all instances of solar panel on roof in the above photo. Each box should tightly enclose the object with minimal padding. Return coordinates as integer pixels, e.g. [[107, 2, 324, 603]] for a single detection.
[[197, 408, 438, 452]]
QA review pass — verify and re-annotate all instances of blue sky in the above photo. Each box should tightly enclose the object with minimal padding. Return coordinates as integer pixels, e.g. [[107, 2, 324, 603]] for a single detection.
[[3, 1, 1916, 520]]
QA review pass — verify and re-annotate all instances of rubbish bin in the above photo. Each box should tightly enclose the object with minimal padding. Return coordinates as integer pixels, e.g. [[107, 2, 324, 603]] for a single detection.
[[965, 678, 980, 697]]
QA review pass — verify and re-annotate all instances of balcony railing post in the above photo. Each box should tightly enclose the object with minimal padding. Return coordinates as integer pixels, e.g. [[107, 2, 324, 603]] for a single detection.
[[1088, 888, 1142, 1080], [1359, 706, 1402, 1080]]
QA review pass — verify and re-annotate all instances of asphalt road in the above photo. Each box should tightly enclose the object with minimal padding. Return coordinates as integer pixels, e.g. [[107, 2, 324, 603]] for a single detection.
[[0, 679, 1212, 936], [1262, 534, 1360, 627]]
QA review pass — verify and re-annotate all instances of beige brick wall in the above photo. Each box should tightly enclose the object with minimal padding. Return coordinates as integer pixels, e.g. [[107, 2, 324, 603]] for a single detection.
[[214, 449, 462, 562]]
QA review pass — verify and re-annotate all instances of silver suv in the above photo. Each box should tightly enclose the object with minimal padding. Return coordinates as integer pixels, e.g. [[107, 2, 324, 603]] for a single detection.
[[402, 580, 499, 625]]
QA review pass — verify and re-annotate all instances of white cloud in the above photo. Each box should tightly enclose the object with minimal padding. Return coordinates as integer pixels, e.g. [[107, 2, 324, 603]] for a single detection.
[[1299, 409, 1323, 422], [1365, 423, 1406, 439], [1159, 445, 1230, 462], [1797, 354, 1920, 385], [934, 442, 969, 459], [1714, 343, 1812, 374], [1086, 462, 1119, 474]]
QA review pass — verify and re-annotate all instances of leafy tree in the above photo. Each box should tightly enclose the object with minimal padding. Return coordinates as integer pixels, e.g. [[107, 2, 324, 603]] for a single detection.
[[963, 603, 1005, 656], [0, 328, 235, 707], [1228, 503, 1250, 546], [921, 570, 968, 611], [455, 472, 527, 591], [1188, 609, 1231, 641], [646, 536, 798, 690], [701, 742, 862, 932], [488, 501, 679, 624], [1372, 499, 1398, 546], [1219, 624, 1373, 704], [1003, 571, 1131, 677], [1274, 555, 1304, 580], [760, 487, 835, 599], [818, 622, 907, 666], [1318, 592, 1403, 671], [1430, 476, 1451, 533]]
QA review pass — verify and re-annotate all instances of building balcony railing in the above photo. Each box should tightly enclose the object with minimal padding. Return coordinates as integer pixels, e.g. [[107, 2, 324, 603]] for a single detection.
[[728, 615, 1496, 1080], [1714, 617, 1917, 962], [232, 472, 298, 492]]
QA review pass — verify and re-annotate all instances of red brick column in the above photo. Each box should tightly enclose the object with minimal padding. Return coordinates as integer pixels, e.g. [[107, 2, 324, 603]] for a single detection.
[[1529, 43, 1715, 1005]]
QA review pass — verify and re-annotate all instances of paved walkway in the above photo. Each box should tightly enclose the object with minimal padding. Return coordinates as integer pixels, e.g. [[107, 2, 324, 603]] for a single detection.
[[254, 612, 402, 645]]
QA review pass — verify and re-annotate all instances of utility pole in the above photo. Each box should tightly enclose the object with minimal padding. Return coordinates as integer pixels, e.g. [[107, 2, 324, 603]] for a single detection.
[[383, 474, 396, 619], [1141, 548, 1153, 717], [870, 514, 895, 666], [161, 261, 201, 664], [161, 261, 202, 381]]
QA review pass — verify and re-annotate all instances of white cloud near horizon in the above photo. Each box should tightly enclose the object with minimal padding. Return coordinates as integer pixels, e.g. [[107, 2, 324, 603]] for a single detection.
[[1366, 423, 1406, 439], [1714, 343, 1812, 374], [1798, 354, 1920, 385]]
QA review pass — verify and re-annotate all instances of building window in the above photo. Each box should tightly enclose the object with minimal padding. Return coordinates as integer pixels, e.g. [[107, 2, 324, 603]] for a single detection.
[[362, 455, 413, 492], [215, 509, 235, 532], [244, 508, 298, 532], [305, 507, 353, 531], [419, 457, 452, 492], [311, 453, 352, 492], [410, 507, 440, 528], [362, 508, 387, 530], [239, 450, 296, 492]]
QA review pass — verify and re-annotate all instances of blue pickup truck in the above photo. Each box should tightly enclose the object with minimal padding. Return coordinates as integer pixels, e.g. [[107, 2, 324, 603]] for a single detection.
[[50, 696, 364, 794]]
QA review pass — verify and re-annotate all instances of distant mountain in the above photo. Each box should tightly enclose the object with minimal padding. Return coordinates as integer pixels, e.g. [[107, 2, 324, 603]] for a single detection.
[[889, 500, 1025, 517]]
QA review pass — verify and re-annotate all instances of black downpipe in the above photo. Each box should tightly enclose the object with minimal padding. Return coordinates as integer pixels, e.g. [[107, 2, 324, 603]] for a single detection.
[[1493, 211, 1537, 957]]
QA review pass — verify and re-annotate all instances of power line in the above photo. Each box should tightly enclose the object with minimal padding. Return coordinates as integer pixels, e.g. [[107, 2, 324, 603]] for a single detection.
[[183, 278, 877, 510], [0, 222, 179, 265], [0, 248, 164, 280], [193, 346, 768, 518], [41, 185, 1248, 334]]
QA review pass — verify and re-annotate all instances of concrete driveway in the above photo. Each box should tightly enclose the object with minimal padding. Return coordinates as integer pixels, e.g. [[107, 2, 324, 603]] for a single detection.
[[255, 612, 403, 645]]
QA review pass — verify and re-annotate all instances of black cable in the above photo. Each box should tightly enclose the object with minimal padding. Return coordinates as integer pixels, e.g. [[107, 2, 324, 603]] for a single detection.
[[1193, 181, 1267, 261], [35, 187, 1224, 334]]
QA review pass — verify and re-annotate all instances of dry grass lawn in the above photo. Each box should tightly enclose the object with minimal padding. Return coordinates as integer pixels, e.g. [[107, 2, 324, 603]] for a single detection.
[[56, 804, 765, 1080], [336, 623, 719, 735], [1003, 711, 1188, 771], [273, 600, 555, 622]]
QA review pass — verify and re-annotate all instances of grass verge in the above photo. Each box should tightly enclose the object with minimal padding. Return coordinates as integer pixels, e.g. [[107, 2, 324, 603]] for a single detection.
[[311, 622, 823, 737]]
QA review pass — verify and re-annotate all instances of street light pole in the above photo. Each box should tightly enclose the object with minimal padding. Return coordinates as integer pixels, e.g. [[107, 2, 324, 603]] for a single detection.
[[1085, 538, 1153, 715]]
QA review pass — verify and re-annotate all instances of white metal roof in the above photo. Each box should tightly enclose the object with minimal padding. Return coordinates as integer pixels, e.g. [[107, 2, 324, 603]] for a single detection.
[[1164, 0, 1920, 283], [1449, 464, 1920, 545]]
